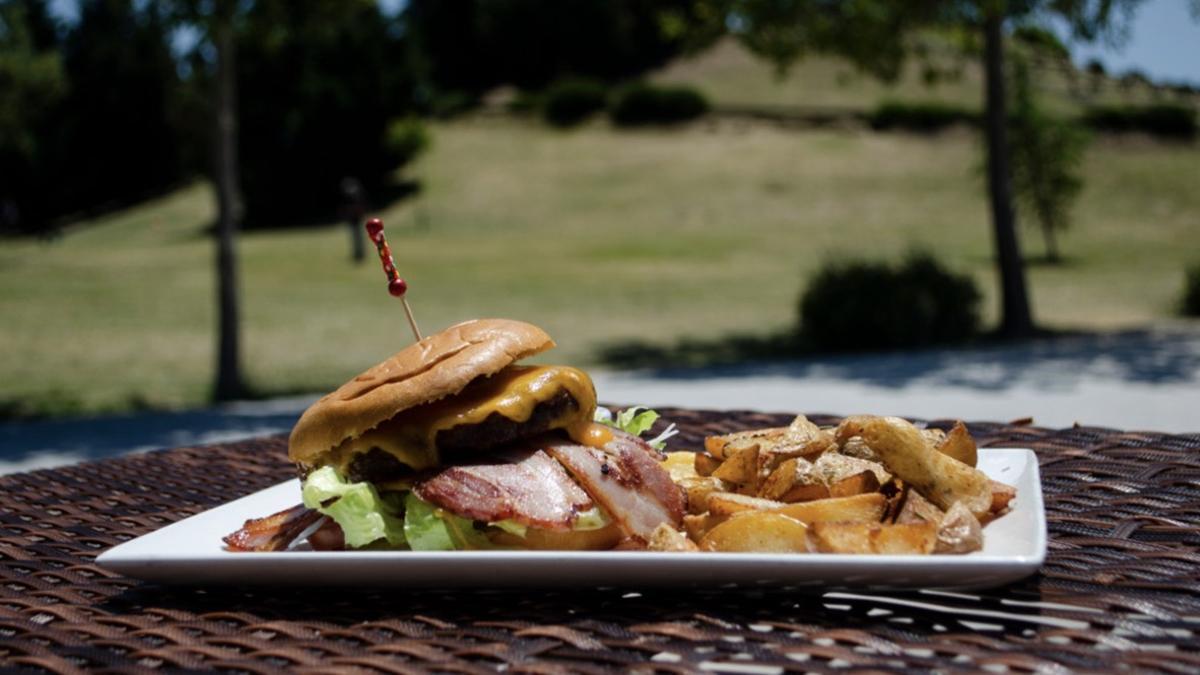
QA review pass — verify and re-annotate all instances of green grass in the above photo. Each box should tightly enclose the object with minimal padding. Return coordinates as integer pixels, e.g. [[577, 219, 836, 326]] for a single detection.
[[2, 116, 1197, 416]]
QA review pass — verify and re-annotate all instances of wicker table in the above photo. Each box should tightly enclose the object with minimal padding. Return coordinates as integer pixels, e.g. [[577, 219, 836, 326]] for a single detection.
[[2, 408, 1198, 673]]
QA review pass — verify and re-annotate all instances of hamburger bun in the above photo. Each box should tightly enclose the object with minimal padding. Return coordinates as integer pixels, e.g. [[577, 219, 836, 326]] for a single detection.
[[288, 318, 555, 466]]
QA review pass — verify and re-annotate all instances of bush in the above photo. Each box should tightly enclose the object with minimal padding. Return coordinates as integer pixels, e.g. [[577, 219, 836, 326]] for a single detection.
[[1184, 264, 1200, 317], [798, 252, 982, 352], [868, 101, 978, 132], [609, 83, 708, 126], [542, 78, 608, 127], [1082, 104, 1197, 139], [385, 118, 431, 166]]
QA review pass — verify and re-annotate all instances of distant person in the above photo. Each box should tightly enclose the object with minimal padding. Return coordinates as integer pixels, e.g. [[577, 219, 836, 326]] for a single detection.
[[340, 177, 367, 264]]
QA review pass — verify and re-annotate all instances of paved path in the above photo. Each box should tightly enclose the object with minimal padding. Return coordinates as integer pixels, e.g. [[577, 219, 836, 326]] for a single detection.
[[3, 328, 1197, 474]]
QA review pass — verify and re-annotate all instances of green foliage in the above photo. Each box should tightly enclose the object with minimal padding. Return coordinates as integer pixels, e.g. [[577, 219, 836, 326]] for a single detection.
[[405, 0, 701, 95], [868, 101, 977, 132], [1008, 56, 1088, 263], [609, 83, 708, 126], [797, 252, 981, 352], [233, 0, 421, 225], [542, 78, 608, 127], [1082, 104, 1197, 139], [1184, 264, 1200, 317], [0, 0, 66, 232], [385, 117, 431, 166], [1012, 25, 1070, 60]]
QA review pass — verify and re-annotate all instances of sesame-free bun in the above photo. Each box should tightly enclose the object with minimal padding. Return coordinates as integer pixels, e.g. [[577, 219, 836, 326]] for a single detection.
[[288, 319, 555, 466]]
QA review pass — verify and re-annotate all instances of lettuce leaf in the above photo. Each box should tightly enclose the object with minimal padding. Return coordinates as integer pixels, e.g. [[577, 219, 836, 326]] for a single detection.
[[595, 406, 678, 450], [300, 466, 406, 548], [403, 492, 493, 551]]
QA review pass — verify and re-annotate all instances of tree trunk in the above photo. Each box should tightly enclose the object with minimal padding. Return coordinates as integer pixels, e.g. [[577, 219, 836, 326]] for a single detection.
[[982, 13, 1034, 338], [212, 13, 246, 401], [1043, 223, 1060, 264]]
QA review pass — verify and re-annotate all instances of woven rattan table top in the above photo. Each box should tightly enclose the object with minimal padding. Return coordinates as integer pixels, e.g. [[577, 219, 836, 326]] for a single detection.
[[2, 407, 1198, 674]]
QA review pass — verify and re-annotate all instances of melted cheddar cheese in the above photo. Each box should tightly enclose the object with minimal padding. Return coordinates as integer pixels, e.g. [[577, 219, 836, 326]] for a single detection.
[[325, 365, 599, 475]]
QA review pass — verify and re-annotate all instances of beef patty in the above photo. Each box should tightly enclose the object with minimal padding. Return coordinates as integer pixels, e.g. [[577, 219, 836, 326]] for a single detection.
[[344, 390, 581, 484]]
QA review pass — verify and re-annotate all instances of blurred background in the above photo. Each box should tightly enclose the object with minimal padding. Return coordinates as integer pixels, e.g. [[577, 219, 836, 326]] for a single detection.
[[2, 0, 1198, 468]]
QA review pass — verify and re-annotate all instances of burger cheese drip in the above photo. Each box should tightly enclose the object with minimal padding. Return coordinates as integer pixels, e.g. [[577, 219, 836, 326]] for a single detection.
[[325, 365, 602, 475]]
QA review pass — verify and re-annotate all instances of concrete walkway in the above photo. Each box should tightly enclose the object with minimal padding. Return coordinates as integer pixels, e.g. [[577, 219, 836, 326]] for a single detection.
[[3, 327, 1197, 474]]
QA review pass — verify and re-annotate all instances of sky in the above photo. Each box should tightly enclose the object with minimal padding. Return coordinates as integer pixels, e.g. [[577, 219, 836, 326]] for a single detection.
[[45, 0, 1200, 86], [1053, 0, 1200, 85]]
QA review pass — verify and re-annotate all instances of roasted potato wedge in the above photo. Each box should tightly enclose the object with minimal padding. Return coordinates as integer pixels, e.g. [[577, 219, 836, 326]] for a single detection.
[[647, 524, 699, 552], [693, 452, 722, 477], [828, 470, 882, 498], [759, 458, 799, 501], [707, 491, 784, 518], [678, 476, 727, 515], [771, 493, 886, 525], [936, 421, 977, 467], [808, 521, 937, 554], [935, 502, 983, 554], [711, 444, 760, 487], [779, 483, 831, 503], [836, 416, 991, 518], [661, 451, 699, 481], [699, 512, 809, 553]]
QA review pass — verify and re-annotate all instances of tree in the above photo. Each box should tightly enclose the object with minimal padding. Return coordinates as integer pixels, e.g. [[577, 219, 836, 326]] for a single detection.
[[1008, 53, 1087, 263], [673, 0, 1149, 338], [167, 0, 247, 401], [0, 0, 65, 232]]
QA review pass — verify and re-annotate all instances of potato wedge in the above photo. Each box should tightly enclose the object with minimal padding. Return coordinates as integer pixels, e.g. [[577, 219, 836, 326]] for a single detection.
[[661, 451, 699, 481], [836, 416, 992, 518], [699, 512, 809, 553], [989, 480, 1016, 516], [771, 493, 886, 525], [678, 476, 727, 515], [894, 487, 944, 524], [811, 452, 892, 487], [808, 521, 936, 554], [936, 421, 977, 467], [647, 524, 699, 552], [683, 513, 722, 541], [707, 491, 784, 518], [779, 483, 831, 503], [828, 470, 881, 498], [711, 444, 760, 487], [759, 458, 799, 500], [693, 452, 722, 477], [935, 502, 982, 554]]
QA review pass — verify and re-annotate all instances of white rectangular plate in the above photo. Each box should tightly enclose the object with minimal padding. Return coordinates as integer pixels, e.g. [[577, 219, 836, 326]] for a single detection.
[[97, 448, 1045, 589]]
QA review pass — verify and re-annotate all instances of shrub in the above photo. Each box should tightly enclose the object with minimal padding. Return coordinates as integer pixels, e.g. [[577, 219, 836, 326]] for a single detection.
[[385, 118, 431, 166], [610, 83, 708, 126], [1184, 264, 1200, 317], [797, 252, 982, 352], [868, 101, 978, 132], [1082, 104, 1197, 139], [542, 78, 608, 127]]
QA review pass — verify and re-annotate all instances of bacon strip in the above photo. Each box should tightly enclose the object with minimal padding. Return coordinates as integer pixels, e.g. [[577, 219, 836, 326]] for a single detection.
[[223, 503, 323, 552], [415, 448, 593, 531], [543, 431, 685, 544]]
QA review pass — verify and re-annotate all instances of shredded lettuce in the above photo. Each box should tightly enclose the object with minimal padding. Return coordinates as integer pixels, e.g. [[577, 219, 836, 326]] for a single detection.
[[403, 493, 493, 551], [301, 466, 406, 548], [572, 504, 611, 531], [595, 405, 678, 450]]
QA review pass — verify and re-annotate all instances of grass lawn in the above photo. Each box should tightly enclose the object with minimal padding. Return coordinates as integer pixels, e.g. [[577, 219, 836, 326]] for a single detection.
[[2, 117, 1197, 416]]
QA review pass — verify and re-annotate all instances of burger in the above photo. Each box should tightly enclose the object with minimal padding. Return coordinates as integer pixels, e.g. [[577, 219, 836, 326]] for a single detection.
[[224, 318, 685, 552]]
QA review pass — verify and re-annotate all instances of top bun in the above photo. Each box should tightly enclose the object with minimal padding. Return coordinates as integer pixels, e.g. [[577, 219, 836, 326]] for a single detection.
[[288, 318, 555, 465]]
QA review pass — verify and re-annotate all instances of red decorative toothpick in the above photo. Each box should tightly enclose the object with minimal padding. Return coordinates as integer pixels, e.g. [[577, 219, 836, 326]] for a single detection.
[[365, 217, 422, 342]]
